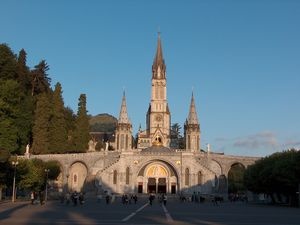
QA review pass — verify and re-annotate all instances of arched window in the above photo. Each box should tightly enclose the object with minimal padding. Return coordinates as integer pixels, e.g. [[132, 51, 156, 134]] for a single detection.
[[198, 171, 203, 185], [73, 174, 77, 183], [126, 167, 130, 185], [185, 168, 190, 186], [113, 170, 117, 184]]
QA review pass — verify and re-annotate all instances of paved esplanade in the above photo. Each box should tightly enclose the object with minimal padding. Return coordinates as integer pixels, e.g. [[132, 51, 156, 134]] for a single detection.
[[0, 197, 299, 225]]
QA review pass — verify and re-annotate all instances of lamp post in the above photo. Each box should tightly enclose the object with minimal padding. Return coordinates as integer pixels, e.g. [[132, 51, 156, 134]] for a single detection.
[[12, 160, 19, 203], [45, 169, 50, 202]]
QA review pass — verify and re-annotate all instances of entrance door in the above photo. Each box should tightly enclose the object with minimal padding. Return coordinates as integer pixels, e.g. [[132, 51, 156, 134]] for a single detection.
[[157, 178, 166, 193], [148, 178, 156, 193], [138, 182, 143, 193], [171, 183, 176, 194]]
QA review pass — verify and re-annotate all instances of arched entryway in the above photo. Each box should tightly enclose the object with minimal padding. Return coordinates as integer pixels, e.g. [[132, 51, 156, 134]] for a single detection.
[[137, 161, 178, 194], [146, 164, 168, 193], [68, 161, 88, 192], [228, 163, 246, 194]]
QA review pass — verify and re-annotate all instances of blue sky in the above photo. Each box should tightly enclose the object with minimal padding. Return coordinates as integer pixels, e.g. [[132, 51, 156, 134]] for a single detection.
[[1, 0, 299, 157]]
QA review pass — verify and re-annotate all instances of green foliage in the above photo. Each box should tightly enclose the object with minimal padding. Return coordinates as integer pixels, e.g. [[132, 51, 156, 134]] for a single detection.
[[31, 60, 51, 96], [16, 49, 31, 94], [19, 158, 46, 191], [0, 80, 23, 152], [0, 148, 10, 187], [244, 149, 300, 205], [0, 45, 33, 154], [0, 44, 17, 80], [71, 94, 90, 152], [32, 93, 52, 154], [48, 83, 68, 153], [45, 160, 61, 180], [170, 123, 184, 149], [16, 158, 61, 192]]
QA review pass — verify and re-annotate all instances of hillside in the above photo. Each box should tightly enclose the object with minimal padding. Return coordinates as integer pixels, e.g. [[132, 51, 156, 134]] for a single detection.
[[89, 113, 117, 132]]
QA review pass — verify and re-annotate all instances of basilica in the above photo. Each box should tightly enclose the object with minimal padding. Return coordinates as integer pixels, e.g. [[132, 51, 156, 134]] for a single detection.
[[32, 35, 258, 195]]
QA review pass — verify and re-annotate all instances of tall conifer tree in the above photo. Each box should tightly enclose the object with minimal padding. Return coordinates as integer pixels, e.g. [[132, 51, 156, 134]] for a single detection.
[[17, 49, 31, 94], [31, 60, 51, 96], [0, 44, 17, 80], [0, 80, 20, 152], [48, 83, 68, 153], [32, 93, 51, 154], [72, 94, 90, 152]]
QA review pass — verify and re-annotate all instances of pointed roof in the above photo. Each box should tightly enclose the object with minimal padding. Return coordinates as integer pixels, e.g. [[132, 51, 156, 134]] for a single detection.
[[118, 91, 131, 124], [187, 92, 199, 125], [153, 33, 164, 66], [152, 33, 166, 78]]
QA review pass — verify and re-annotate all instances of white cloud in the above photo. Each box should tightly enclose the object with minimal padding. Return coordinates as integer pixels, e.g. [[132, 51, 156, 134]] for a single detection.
[[233, 131, 279, 149], [213, 131, 300, 156]]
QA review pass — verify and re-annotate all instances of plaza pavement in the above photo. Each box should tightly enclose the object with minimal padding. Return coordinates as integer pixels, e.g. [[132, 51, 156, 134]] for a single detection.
[[0, 196, 299, 225]]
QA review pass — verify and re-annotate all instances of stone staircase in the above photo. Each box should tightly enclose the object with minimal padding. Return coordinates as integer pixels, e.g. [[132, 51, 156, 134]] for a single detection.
[[99, 155, 120, 173], [195, 156, 216, 176]]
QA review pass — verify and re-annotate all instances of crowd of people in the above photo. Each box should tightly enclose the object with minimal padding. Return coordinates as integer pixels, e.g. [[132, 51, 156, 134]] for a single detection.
[[30, 190, 247, 207]]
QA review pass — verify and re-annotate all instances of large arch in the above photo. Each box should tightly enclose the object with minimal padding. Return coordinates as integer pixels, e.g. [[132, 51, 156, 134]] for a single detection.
[[68, 161, 88, 192], [137, 159, 179, 194], [228, 162, 246, 194]]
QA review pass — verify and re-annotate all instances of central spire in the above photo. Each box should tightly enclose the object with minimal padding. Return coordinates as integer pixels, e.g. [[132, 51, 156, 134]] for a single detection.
[[152, 33, 166, 79]]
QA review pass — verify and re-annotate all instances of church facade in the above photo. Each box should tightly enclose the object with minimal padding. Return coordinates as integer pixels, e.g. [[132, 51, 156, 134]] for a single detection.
[[31, 35, 259, 195]]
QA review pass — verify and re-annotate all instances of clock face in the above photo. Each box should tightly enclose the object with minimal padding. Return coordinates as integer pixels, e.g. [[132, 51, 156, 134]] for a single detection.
[[155, 115, 162, 122]]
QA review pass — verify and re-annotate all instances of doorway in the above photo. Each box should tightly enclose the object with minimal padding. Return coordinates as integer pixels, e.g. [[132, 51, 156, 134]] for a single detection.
[[171, 183, 176, 194], [158, 178, 166, 193], [148, 178, 156, 193]]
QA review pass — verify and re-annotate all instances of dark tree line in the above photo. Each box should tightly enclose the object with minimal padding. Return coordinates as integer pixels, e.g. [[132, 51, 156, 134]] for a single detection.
[[244, 149, 300, 206], [0, 43, 91, 195], [0, 43, 90, 157]]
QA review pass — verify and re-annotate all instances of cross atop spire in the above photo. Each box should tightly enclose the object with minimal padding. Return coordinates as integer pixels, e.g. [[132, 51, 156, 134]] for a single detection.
[[118, 91, 130, 124]]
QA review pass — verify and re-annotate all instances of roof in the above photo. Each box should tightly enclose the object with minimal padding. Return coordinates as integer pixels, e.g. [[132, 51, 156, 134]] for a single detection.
[[141, 145, 175, 154]]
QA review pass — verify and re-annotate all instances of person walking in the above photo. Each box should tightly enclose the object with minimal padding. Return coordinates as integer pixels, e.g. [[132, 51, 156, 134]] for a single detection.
[[133, 194, 138, 204], [30, 191, 35, 205], [163, 194, 167, 206], [149, 194, 153, 206]]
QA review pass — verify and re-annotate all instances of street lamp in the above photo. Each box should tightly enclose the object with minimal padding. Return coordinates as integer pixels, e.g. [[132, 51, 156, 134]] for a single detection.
[[45, 169, 50, 202], [12, 160, 19, 203]]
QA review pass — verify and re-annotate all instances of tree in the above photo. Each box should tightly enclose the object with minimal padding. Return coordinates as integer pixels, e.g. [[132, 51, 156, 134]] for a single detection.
[[170, 123, 184, 148], [244, 149, 300, 206], [71, 94, 90, 152], [44, 160, 61, 180], [0, 80, 22, 153], [32, 93, 52, 154], [19, 159, 44, 191], [31, 60, 51, 96], [0, 44, 17, 80], [48, 83, 68, 153], [16, 49, 31, 94], [0, 148, 10, 198]]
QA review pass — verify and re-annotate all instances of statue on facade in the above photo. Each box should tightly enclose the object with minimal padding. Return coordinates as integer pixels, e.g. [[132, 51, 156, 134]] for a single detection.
[[88, 139, 96, 152], [26, 144, 30, 154], [25, 144, 30, 158]]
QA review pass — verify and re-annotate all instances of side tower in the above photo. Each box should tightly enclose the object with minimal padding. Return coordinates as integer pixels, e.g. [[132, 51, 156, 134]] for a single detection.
[[146, 33, 171, 147], [115, 91, 132, 151], [184, 92, 200, 152]]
